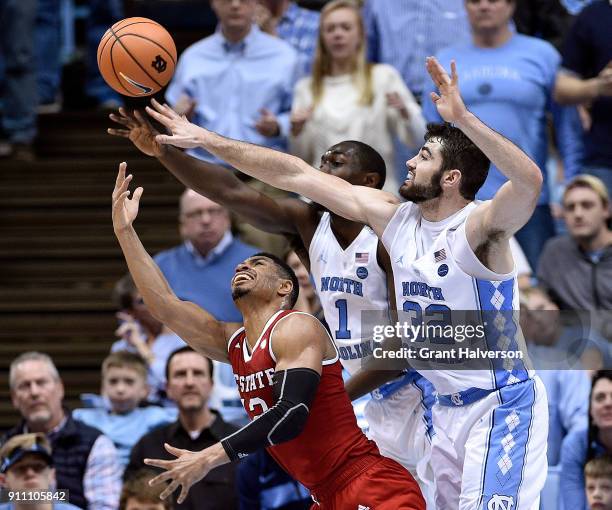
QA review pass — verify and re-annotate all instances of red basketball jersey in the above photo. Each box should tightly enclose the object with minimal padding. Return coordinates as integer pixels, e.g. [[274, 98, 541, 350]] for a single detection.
[[227, 309, 380, 490]]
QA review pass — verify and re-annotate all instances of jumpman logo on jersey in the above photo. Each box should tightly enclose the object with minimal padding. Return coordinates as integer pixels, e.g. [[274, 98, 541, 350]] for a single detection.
[[318, 253, 327, 264]]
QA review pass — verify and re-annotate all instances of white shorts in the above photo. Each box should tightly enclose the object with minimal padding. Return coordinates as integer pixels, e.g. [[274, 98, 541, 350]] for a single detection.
[[430, 376, 548, 510], [365, 377, 436, 507]]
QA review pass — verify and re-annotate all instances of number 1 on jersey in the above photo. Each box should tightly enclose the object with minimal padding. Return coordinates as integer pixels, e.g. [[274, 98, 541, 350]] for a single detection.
[[335, 299, 351, 339]]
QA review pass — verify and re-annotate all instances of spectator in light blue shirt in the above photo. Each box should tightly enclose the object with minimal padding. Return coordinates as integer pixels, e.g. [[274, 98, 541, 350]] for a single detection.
[[255, 1, 320, 77], [561, 371, 612, 510], [73, 352, 176, 473], [422, 0, 584, 270], [165, 0, 298, 164]]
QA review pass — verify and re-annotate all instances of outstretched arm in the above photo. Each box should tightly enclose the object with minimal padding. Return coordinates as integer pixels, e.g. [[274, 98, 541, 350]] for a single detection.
[[144, 100, 399, 238], [144, 313, 331, 503], [426, 58, 542, 246], [111, 162, 237, 362], [109, 109, 307, 236]]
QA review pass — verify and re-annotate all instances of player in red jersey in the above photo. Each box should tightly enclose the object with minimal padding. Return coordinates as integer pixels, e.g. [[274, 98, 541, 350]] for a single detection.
[[111, 163, 425, 509]]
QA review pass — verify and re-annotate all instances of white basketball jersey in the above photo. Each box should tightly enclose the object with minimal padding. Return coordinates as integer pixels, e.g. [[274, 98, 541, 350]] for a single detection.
[[309, 212, 388, 375], [382, 202, 533, 395]]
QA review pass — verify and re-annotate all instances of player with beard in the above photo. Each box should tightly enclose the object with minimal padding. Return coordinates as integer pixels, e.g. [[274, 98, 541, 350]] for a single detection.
[[144, 56, 549, 509], [110, 163, 425, 509]]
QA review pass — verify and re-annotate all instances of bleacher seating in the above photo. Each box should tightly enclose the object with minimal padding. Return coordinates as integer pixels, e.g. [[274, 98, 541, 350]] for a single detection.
[[0, 111, 183, 430]]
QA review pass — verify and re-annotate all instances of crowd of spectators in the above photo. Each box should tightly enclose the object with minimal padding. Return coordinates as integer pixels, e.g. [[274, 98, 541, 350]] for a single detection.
[[2, 0, 612, 508]]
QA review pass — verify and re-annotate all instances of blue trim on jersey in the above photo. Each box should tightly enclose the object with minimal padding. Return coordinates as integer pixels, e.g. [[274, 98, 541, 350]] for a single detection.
[[475, 278, 528, 388], [437, 386, 497, 407], [370, 368, 421, 400], [413, 374, 436, 440], [471, 277, 497, 391], [477, 394, 498, 508], [478, 379, 536, 509]]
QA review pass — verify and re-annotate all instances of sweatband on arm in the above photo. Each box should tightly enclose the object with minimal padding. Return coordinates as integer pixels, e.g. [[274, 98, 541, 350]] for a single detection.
[[221, 367, 320, 460]]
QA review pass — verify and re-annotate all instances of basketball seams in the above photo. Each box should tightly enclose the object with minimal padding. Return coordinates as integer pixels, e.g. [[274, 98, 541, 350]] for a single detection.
[[112, 18, 161, 32], [117, 33, 176, 66], [97, 31, 114, 68], [109, 38, 136, 96], [109, 27, 163, 89], [113, 21, 162, 37]]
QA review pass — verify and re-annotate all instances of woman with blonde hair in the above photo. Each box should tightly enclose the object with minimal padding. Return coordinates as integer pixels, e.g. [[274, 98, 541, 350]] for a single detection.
[[290, 0, 425, 194]]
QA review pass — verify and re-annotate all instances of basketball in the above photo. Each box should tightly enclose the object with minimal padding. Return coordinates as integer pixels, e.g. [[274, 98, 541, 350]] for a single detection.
[[97, 17, 177, 97]]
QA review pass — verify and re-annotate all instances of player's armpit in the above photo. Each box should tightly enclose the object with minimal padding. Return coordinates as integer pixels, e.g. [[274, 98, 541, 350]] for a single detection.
[[220, 368, 320, 460], [466, 184, 537, 248]]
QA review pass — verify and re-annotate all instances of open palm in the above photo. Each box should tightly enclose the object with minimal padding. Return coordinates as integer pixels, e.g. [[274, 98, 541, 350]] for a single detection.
[[145, 99, 204, 149], [108, 108, 166, 158], [426, 57, 468, 123], [112, 162, 143, 232]]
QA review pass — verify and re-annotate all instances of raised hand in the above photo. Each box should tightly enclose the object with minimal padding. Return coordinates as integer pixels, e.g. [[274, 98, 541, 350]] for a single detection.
[[115, 311, 154, 363], [112, 162, 143, 233], [145, 99, 205, 149], [426, 57, 469, 124], [145, 443, 227, 504], [108, 108, 167, 158]]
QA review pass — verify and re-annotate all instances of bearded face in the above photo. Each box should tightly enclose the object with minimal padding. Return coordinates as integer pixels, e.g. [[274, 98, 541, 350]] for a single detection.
[[399, 167, 445, 203]]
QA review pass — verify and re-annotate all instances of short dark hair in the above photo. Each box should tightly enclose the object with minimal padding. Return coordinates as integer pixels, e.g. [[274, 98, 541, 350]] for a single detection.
[[252, 252, 299, 308], [424, 123, 490, 200], [112, 273, 136, 310], [339, 140, 386, 189], [165, 346, 214, 382]]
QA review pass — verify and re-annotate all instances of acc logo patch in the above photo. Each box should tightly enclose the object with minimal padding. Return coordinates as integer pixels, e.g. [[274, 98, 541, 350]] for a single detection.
[[487, 494, 514, 510], [356, 267, 368, 279], [437, 264, 449, 277]]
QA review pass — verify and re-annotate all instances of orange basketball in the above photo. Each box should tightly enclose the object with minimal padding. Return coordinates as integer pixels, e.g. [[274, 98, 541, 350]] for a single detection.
[[97, 17, 177, 97]]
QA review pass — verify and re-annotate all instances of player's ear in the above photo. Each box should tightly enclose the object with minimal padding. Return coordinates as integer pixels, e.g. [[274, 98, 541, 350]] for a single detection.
[[363, 171, 381, 189], [443, 168, 462, 188], [278, 279, 294, 302]]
